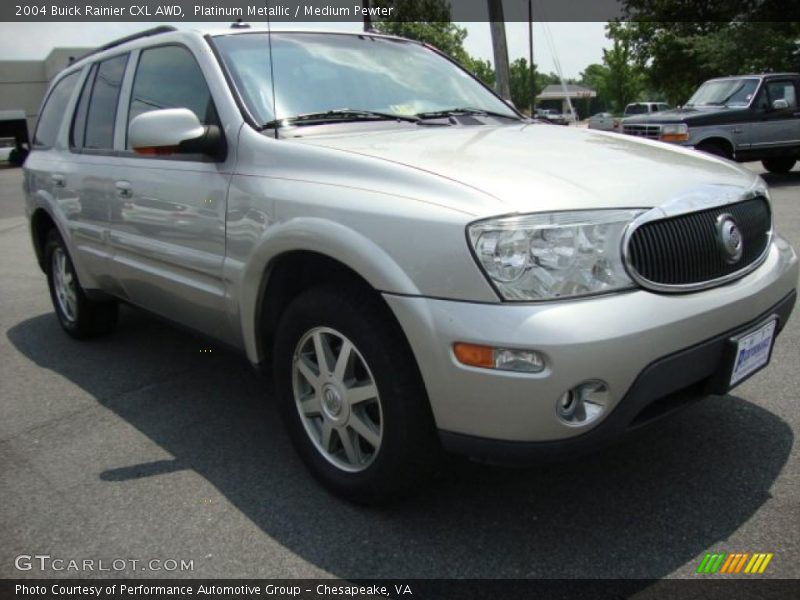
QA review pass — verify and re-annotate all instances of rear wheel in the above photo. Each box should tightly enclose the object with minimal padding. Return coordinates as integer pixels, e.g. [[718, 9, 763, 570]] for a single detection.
[[762, 157, 796, 174], [44, 229, 118, 338], [273, 284, 439, 504], [696, 141, 732, 160]]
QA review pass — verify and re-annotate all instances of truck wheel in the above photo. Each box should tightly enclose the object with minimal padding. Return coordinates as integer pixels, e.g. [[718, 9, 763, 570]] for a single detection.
[[695, 141, 732, 160], [44, 229, 118, 338], [273, 284, 439, 504], [762, 158, 796, 174]]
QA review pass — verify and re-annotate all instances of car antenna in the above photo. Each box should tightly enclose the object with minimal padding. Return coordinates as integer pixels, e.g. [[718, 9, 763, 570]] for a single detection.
[[265, 0, 279, 138]]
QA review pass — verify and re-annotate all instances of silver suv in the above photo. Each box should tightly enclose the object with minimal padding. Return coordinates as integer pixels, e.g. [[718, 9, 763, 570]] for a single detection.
[[24, 27, 798, 503]]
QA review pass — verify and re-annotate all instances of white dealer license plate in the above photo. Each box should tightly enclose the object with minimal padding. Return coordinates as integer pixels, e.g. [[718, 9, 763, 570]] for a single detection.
[[729, 319, 777, 388]]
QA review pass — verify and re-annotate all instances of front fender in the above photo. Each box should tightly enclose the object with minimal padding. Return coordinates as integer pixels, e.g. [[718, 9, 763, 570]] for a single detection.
[[233, 217, 422, 364], [689, 127, 737, 154]]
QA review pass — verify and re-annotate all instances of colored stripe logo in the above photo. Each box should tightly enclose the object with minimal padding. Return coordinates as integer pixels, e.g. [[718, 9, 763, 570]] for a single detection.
[[697, 552, 773, 574]]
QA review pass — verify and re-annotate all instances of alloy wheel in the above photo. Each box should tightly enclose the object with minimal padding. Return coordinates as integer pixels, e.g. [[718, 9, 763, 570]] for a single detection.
[[292, 327, 383, 472], [52, 247, 78, 323]]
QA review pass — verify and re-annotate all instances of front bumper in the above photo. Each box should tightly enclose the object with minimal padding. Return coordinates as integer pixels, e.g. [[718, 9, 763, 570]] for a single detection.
[[383, 236, 798, 452], [440, 290, 795, 462]]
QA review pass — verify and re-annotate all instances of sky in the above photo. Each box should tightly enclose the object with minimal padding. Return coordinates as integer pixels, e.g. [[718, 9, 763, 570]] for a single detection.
[[0, 21, 609, 79]]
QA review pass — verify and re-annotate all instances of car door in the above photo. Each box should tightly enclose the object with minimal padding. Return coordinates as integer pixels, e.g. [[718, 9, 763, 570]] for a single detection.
[[107, 44, 234, 342], [746, 78, 800, 150], [64, 53, 131, 292]]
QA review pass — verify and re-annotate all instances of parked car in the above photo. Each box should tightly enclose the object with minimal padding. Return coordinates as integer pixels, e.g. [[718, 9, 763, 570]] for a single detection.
[[535, 108, 569, 125], [587, 112, 619, 132], [0, 110, 31, 166], [25, 27, 798, 503], [621, 73, 800, 173], [624, 102, 672, 117]]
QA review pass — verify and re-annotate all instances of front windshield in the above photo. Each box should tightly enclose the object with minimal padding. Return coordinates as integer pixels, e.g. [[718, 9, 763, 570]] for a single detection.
[[213, 32, 518, 126], [686, 78, 759, 107]]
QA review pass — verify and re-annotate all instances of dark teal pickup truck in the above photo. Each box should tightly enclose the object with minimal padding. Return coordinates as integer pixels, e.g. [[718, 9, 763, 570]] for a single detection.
[[622, 73, 800, 173]]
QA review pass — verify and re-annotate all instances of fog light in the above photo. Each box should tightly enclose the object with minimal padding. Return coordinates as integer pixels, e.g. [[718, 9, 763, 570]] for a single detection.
[[557, 380, 609, 426], [453, 343, 545, 373]]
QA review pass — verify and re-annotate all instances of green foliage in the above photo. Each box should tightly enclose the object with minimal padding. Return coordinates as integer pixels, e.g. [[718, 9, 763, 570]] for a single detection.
[[601, 24, 645, 112], [612, 7, 800, 104], [579, 63, 612, 113], [372, 0, 470, 63], [463, 55, 496, 88], [509, 57, 536, 113]]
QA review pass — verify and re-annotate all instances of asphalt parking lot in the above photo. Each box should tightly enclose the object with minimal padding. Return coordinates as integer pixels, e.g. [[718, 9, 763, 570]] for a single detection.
[[1, 162, 799, 581]]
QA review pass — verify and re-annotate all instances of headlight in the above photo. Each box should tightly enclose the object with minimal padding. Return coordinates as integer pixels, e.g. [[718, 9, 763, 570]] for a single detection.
[[660, 123, 689, 142], [468, 209, 646, 300]]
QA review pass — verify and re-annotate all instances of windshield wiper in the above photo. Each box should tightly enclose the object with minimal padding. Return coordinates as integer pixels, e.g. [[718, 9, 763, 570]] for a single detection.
[[263, 109, 420, 129], [415, 107, 520, 120]]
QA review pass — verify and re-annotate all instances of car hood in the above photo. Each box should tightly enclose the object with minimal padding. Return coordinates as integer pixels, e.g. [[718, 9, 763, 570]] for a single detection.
[[291, 123, 757, 214], [623, 106, 749, 125]]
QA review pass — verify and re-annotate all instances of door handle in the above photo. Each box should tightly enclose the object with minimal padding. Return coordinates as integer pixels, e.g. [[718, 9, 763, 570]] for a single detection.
[[115, 181, 133, 199], [51, 173, 66, 188]]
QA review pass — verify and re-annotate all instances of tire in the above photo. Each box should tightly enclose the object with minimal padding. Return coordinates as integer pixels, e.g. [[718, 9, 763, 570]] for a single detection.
[[44, 229, 118, 338], [695, 141, 732, 160], [273, 283, 439, 504], [8, 147, 28, 167], [762, 157, 796, 174]]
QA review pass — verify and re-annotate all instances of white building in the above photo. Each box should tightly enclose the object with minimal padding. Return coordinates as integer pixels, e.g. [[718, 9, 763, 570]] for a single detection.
[[0, 47, 92, 139], [537, 83, 597, 118]]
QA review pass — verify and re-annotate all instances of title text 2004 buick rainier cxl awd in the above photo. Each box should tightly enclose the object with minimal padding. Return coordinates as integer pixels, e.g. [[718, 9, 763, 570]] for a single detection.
[[25, 27, 798, 503]]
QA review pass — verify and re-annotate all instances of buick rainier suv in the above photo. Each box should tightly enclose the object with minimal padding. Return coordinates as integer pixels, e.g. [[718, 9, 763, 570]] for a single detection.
[[24, 26, 798, 503]]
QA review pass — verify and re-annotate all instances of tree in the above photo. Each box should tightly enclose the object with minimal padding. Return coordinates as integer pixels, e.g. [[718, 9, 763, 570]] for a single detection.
[[463, 56, 496, 88], [372, 0, 471, 63], [509, 57, 538, 113], [372, 0, 511, 94], [612, 2, 800, 104], [579, 63, 612, 112], [601, 23, 644, 112]]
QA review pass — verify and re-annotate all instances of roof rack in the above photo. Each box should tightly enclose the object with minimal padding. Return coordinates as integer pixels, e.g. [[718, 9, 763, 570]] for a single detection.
[[79, 25, 177, 61]]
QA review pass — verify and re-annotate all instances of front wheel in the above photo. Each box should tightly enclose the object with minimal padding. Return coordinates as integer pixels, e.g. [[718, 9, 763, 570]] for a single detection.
[[44, 229, 118, 338], [273, 284, 439, 504], [762, 157, 796, 174]]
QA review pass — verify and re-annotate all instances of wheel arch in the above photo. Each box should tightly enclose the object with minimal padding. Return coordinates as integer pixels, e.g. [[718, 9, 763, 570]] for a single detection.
[[30, 207, 58, 272], [238, 218, 422, 366], [694, 135, 735, 159], [28, 201, 100, 290]]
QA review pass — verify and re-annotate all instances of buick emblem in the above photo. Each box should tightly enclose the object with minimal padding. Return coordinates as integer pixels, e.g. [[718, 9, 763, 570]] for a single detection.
[[716, 213, 743, 264]]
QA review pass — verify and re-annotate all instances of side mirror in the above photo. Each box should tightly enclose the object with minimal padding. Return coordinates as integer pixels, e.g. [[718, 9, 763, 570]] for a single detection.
[[772, 98, 790, 111], [129, 108, 225, 160]]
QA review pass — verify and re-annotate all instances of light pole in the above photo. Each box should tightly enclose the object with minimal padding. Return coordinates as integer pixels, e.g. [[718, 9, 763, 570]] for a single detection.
[[528, 0, 535, 114], [362, 0, 373, 31], [488, 0, 511, 101]]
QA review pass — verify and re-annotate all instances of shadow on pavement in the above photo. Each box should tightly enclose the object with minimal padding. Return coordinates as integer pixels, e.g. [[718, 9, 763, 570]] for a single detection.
[[7, 307, 794, 579], [761, 171, 800, 188]]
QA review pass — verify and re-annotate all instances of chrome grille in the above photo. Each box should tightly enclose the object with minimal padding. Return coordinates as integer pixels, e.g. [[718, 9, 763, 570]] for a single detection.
[[626, 196, 772, 289], [622, 123, 662, 139]]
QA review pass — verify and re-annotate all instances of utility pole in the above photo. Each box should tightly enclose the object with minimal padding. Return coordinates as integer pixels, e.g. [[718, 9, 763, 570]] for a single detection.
[[488, 0, 511, 101], [528, 0, 535, 114], [362, 0, 373, 31]]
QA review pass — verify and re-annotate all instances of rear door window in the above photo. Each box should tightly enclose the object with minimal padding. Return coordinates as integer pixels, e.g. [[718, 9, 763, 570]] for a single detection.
[[33, 71, 79, 148], [73, 54, 129, 150]]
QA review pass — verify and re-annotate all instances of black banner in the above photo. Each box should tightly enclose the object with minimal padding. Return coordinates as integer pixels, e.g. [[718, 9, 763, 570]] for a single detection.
[[2, 0, 800, 23], [3, 579, 800, 600]]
